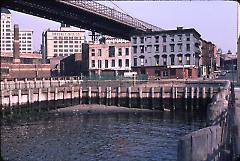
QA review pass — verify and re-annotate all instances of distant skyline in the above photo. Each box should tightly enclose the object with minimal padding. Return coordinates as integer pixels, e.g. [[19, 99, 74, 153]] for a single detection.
[[10, 1, 238, 53]]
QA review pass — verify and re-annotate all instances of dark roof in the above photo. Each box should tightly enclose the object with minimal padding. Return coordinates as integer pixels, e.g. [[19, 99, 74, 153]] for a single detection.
[[134, 28, 201, 38], [1, 8, 11, 14]]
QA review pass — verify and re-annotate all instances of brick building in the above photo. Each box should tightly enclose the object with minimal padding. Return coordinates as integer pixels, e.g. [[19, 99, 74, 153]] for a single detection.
[[131, 27, 202, 79]]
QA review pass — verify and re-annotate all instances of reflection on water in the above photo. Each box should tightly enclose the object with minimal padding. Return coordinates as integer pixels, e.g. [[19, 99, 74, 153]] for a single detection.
[[1, 109, 206, 161]]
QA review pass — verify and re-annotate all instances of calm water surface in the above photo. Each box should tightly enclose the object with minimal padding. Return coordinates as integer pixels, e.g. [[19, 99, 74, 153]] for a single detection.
[[1, 109, 206, 161]]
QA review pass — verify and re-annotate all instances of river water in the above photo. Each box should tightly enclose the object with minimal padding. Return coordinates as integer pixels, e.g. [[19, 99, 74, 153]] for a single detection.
[[1, 108, 206, 161]]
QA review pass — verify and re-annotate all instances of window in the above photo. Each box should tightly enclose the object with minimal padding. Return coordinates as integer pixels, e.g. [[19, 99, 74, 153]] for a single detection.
[[154, 55, 160, 66], [98, 49, 102, 56], [188, 69, 192, 77], [59, 41, 63, 43], [155, 45, 159, 52], [69, 41, 73, 43], [125, 48, 129, 55], [125, 59, 129, 67], [170, 55, 175, 65], [118, 59, 122, 67], [170, 44, 175, 52], [178, 43, 182, 52], [64, 45, 68, 48], [170, 69, 176, 76], [111, 60, 115, 67], [155, 70, 161, 76], [146, 37, 151, 43], [64, 49, 68, 52], [186, 37, 190, 41], [118, 48, 122, 56], [140, 46, 144, 53], [91, 49, 95, 56], [105, 60, 108, 68], [140, 37, 144, 43], [92, 60, 95, 68], [155, 36, 159, 43], [133, 46, 137, 54], [170, 35, 174, 42], [64, 37, 68, 39], [178, 35, 182, 42], [140, 57, 144, 66], [69, 49, 73, 52], [186, 44, 190, 51], [59, 49, 63, 52], [59, 45, 63, 48], [147, 45, 152, 53], [109, 46, 115, 57], [54, 45, 57, 48], [162, 35, 166, 43], [74, 49, 78, 52], [64, 41, 68, 43], [54, 41, 57, 43], [178, 54, 183, 64], [163, 70, 168, 77], [134, 58, 137, 66], [98, 60, 102, 68], [163, 45, 166, 52], [186, 54, 191, 65], [75, 45, 78, 48], [133, 37, 137, 44], [54, 49, 58, 52], [162, 55, 167, 66]]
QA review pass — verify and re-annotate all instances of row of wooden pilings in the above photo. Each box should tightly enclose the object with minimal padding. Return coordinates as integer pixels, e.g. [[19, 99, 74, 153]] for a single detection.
[[1, 85, 217, 113]]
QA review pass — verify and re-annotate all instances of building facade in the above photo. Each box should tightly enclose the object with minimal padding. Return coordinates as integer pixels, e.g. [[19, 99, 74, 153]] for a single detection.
[[1, 8, 33, 54], [41, 24, 85, 61], [131, 27, 202, 79], [82, 42, 131, 77], [201, 40, 217, 76]]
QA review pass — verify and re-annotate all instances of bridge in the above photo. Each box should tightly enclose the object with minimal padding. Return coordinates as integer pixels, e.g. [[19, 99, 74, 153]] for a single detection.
[[1, 0, 163, 40]]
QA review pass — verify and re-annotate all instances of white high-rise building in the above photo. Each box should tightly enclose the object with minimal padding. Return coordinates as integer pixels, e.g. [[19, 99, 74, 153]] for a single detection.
[[1, 8, 33, 54], [41, 24, 85, 61]]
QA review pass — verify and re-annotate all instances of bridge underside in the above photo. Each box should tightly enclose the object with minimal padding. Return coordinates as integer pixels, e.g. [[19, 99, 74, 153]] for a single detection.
[[2, 0, 145, 40]]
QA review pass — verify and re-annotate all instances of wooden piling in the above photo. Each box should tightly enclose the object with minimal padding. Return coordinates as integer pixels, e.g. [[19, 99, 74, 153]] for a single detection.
[[79, 86, 82, 104], [150, 87, 155, 109], [138, 87, 143, 109], [98, 86, 102, 105], [127, 87, 131, 108], [88, 87, 91, 104], [117, 87, 121, 106]]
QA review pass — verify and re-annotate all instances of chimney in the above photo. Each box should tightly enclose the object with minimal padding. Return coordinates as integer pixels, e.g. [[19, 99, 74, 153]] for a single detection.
[[13, 24, 20, 63], [177, 27, 183, 30]]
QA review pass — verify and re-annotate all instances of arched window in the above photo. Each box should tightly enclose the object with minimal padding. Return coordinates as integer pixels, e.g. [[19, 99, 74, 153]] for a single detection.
[[185, 54, 191, 65], [170, 54, 175, 65], [162, 54, 167, 66], [154, 55, 160, 66], [177, 54, 183, 64]]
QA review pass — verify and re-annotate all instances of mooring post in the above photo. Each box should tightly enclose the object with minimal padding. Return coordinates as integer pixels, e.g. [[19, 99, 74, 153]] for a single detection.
[[138, 87, 143, 109], [63, 87, 67, 105], [117, 87, 121, 106], [18, 89, 21, 108], [184, 87, 188, 110], [210, 87, 214, 98], [105, 87, 108, 105], [127, 87, 131, 108], [190, 87, 194, 111], [150, 87, 155, 109], [196, 87, 200, 109], [54, 87, 58, 108], [38, 88, 42, 112], [9, 90, 12, 107], [171, 86, 175, 111], [47, 88, 51, 110], [98, 86, 102, 105], [88, 87, 91, 104], [202, 87, 206, 99], [79, 86, 82, 104], [71, 86, 74, 105], [108, 87, 112, 106]]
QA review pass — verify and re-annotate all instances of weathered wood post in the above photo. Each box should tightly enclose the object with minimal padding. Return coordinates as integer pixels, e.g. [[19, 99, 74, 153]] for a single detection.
[[18, 89, 21, 108], [202, 87, 206, 99], [117, 87, 121, 106], [108, 87, 112, 106], [47, 88, 51, 110], [98, 86, 102, 105], [79, 86, 82, 104], [63, 87, 67, 105], [27, 88, 32, 107], [190, 87, 194, 111], [210, 87, 214, 98], [196, 87, 200, 109], [150, 87, 155, 109], [38, 88, 42, 112], [88, 87, 91, 104], [160, 87, 164, 110], [71, 86, 74, 105], [127, 87, 131, 108], [184, 87, 188, 110], [9, 90, 12, 113], [105, 87, 108, 105], [170, 86, 175, 111], [138, 87, 143, 109], [54, 87, 58, 108]]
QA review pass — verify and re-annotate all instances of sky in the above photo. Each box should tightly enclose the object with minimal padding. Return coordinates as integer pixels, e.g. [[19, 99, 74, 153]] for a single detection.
[[10, 1, 238, 53]]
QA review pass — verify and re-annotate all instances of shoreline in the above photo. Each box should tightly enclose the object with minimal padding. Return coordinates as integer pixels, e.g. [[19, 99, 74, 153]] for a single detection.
[[49, 104, 162, 115]]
